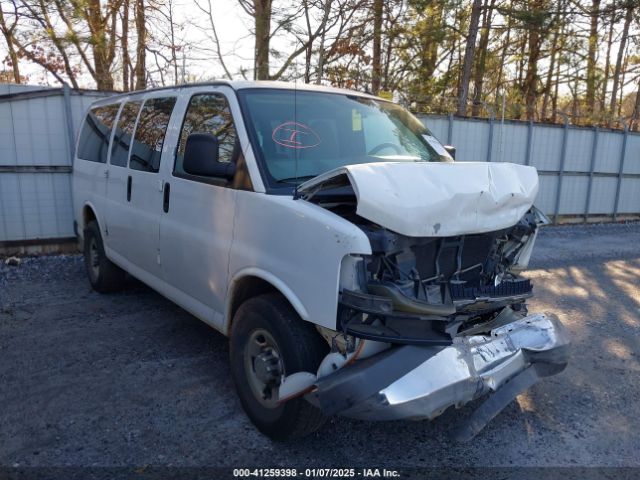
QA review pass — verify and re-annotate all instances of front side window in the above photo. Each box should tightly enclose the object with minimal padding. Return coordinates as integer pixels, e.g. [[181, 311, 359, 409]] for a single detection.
[[77, 104, 120, 163], [109, 101, 142, 167], [130, 97, 177, 173], [237, 89, 450, 189], [175, 93, 238, 176]]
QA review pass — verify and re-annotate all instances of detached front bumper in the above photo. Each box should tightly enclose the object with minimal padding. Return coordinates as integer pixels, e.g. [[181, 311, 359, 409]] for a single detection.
[[308, 312, 569, 437]]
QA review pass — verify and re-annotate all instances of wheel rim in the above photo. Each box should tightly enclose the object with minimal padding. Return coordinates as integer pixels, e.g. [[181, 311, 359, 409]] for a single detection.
[[244, 328, 284, 409], [88, 237, 100, 280]]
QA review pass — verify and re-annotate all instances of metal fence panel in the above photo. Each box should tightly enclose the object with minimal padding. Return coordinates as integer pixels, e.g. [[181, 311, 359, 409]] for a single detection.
[[558, 175, 590, 215], [451, 118, 491, 162], [624, 135, 640, 174], [0, 172, 75, 242], [423, 116, 449, 144], [529, 125, 564, 171], [1, 90, 639, 246], [535, 175, 559, 214], [588, 177, 618, 214], [0, 85, 109, 244], [594, 131, 624, 174], [617, 178, 640, 214], [564, 128, 595, 172], [495, 122, 528, 164]]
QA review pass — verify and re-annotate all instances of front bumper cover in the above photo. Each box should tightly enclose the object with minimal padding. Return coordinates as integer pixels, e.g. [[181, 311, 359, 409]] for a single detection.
[[308, 312, 569, 438]]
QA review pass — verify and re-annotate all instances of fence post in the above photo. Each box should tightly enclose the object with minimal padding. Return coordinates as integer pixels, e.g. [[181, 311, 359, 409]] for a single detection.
[[62, 83, 75, 165], [524, 119, 533, 166], [553, 112, 569, 224], [613, 122, 628, 222], [447, 113, 454, 145], [584, 127, 598, 222], [485, 102, 495, 162]]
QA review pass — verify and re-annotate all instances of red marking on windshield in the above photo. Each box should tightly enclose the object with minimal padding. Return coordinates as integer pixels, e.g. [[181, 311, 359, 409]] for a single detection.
[[272, 122, 321, 149]]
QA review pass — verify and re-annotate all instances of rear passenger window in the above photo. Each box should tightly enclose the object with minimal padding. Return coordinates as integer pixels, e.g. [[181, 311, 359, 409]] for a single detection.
[[130, 97, 177, 173], [110, 101, 142, 167], [77, 104, 120, 163], [175, 94, 238, 176]]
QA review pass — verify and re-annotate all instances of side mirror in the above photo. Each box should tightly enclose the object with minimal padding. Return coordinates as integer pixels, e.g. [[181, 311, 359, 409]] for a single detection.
[[444, 145, 456, 160], [183, 133, 236, 179]]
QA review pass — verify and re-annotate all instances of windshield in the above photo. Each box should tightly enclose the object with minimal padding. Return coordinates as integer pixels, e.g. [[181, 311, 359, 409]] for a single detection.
[[237, 89, 452, 189]]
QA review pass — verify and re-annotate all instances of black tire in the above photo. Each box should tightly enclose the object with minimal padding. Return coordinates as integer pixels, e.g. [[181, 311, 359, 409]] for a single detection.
[[83, 220, 125, 293], [230, 293, 329, 440]]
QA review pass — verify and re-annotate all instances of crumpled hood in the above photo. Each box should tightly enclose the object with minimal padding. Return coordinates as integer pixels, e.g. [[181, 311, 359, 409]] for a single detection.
[[297, 161, 539, 237]]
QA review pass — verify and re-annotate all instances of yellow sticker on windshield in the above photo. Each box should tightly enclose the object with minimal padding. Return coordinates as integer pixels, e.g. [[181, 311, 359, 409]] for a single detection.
[[352, 110, 362, 131]]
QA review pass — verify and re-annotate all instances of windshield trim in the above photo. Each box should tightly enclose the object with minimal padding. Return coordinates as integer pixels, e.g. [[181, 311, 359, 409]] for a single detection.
[[236, 87, 446, 195]]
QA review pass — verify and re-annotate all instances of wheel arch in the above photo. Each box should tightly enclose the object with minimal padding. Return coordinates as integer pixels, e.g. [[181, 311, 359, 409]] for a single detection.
[[225, 268, 311, 336], [81, 202, 103, 237]]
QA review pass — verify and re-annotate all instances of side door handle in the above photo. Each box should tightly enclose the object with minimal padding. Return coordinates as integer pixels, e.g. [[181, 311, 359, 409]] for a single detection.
[[163, 182, 170, 213], [127, 175, 132, 202]]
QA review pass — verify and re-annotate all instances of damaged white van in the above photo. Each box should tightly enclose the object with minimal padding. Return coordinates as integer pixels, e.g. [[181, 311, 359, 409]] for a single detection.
[[73, 81, 569, 441]]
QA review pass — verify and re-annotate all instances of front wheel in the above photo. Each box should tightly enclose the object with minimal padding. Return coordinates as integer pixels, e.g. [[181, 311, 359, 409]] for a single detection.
[[229, 293, 328, 440]]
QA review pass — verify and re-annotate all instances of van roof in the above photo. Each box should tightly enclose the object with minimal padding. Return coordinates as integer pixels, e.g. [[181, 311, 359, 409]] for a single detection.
[[89, 80, 381, 107]]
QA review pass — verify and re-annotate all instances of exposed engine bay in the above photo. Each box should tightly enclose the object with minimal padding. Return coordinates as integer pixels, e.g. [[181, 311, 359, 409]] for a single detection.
[[280, 161, 569, 440], [303, 177, 548, 346]]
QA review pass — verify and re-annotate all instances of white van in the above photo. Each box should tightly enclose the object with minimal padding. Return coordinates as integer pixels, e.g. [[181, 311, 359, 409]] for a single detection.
[[72, 81, 569, 441]]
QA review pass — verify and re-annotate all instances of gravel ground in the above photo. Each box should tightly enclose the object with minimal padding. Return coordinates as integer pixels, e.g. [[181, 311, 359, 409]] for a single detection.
[[1, 223, 639, 474]]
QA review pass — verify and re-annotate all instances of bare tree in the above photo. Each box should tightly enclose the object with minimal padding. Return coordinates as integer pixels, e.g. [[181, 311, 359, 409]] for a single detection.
[[456, 0, 482, 115], [0, 0, 21, 82], [608, 0, 634, 119], [135, 0, 146, 89]]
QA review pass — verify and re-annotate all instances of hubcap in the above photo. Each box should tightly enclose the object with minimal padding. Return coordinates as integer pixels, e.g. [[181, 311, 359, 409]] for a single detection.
[[88, 238, 100, 279], [244, 329, 284, 408]]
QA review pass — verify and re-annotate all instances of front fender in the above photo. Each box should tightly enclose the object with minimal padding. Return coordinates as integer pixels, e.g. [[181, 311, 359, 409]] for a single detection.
[[227, 191, 372, 331]]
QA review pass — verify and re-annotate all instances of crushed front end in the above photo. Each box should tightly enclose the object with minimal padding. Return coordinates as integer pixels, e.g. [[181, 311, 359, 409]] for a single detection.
[[283, 162, 570, 439], [338, 206, 549, 346]]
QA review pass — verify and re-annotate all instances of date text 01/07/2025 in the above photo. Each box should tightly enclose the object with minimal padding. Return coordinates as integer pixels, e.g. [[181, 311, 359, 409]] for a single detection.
[[232, 468, 401, 478]]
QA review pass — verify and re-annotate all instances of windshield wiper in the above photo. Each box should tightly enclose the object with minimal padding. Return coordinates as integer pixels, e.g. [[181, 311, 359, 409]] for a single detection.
[[275, 175, 318, 184]]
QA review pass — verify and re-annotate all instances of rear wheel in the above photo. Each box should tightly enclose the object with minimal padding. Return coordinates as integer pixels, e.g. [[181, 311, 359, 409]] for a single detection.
[[230, 293, 328, 440], [83, 220, 125, 293]]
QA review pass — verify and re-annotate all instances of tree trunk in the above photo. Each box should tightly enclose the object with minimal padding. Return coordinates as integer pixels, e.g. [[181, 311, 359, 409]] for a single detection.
[[456, 0, 482, 116], [551, 37, 561, 123], [541, 36, 558, 121], [471, 0, 495, 116], [542, 0, 564, 120], [254, 0, 272, 80], [135, 0, 146, 90], [494, 0, 511, 100], [618, 42, 629, 118], [86, 0, 114, 90], [585, 0, 600, 115], [522, 0, 546, 121], [168, 2, 178, 84], [0, 4, 21, 83], [316, 26, 326, 84], [631, 78, 640, 131], [122, 0, 130, 91], [609, 2, 633, 120], [600, 12, 614, 114], [371, 0, 383, 94]]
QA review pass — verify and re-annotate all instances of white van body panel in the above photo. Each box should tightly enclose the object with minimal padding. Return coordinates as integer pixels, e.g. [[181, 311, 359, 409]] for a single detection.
[[298, 162, 539, 237], [227, 191, 372, 331], [72, 157, 109, 239]]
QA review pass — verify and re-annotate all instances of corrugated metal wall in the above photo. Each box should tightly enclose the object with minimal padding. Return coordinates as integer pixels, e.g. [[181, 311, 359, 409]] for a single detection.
[[421, 114, 640, 220], [0, 85, 638, 246], [0, 85, 109, 244]]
